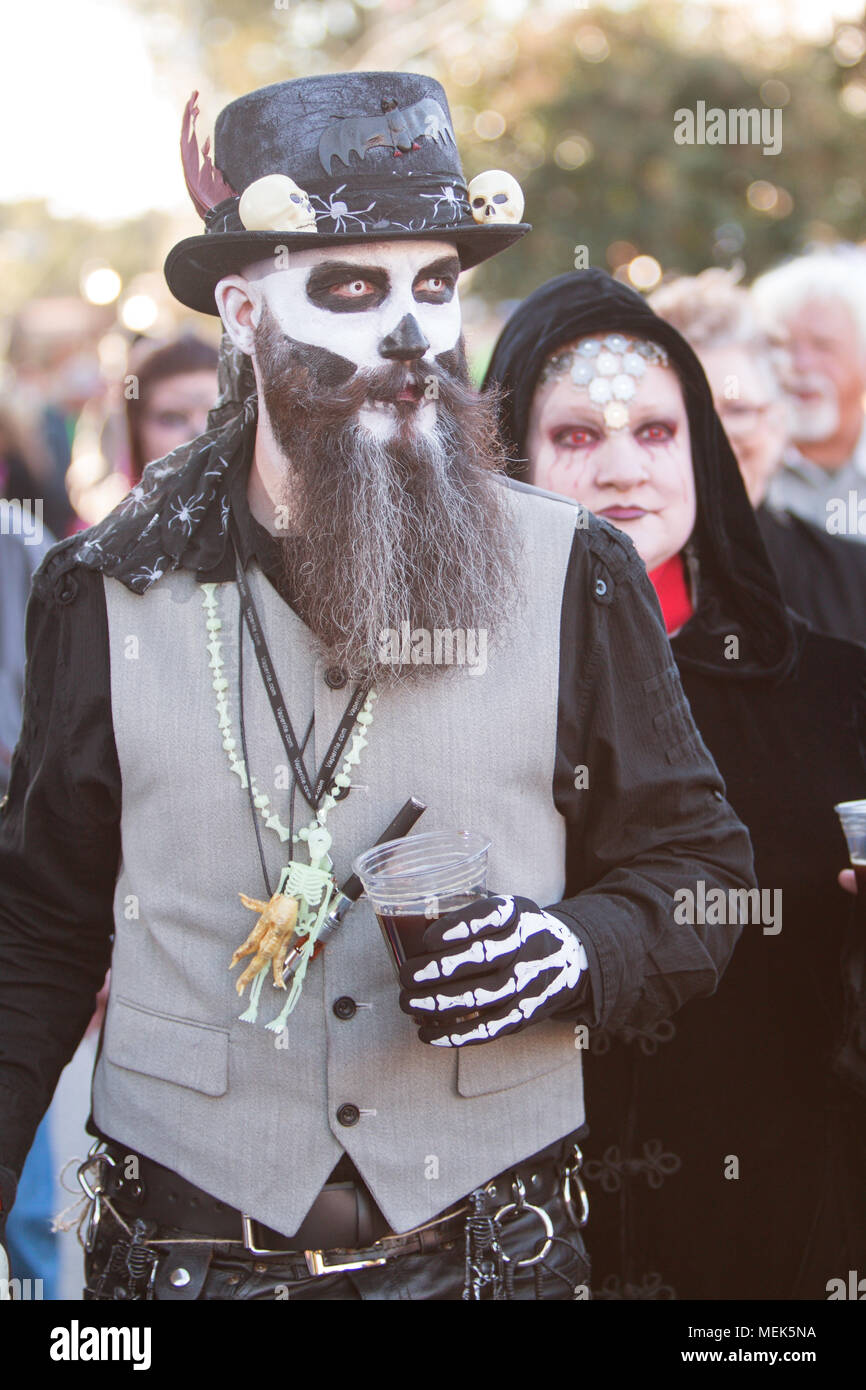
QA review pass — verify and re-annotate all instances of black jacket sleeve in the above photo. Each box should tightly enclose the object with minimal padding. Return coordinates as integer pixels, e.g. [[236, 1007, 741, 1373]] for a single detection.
[[551, 518, 756, 1037], [0, 559, 120, 1192]]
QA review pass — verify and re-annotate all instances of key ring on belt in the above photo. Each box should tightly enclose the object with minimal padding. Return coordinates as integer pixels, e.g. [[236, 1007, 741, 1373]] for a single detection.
[[494, 1175, 554, 1269], [76, 1140, 117, 1253], [561, 1144, 590, 1229]]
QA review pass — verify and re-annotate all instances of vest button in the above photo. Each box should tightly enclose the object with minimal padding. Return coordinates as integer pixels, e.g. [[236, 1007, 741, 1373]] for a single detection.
[[337, 1102, 361, 1127], [325, 666, 347, 689], [333, 996, 357, 1020]]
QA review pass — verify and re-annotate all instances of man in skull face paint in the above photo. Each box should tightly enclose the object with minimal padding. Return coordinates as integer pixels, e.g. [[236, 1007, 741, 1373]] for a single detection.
[[216, 241, 521, 686], [0, 74, 754, 1302]]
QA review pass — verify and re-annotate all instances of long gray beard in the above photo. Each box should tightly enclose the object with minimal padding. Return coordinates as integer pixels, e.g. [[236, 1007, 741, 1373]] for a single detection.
[[254, 318, 521, 686]]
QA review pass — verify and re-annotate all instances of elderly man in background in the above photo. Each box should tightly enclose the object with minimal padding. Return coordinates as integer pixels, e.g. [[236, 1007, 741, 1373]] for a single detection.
[[651, 266, 866, 647], [751, 250, 866, 543]]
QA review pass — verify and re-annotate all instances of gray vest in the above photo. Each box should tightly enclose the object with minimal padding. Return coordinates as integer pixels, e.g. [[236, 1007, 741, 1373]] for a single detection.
[[93, 484, 585, 1234]]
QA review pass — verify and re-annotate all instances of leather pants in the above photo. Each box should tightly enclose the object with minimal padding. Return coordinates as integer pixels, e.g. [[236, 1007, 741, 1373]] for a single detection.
[[83, 1160, 591, 1302]]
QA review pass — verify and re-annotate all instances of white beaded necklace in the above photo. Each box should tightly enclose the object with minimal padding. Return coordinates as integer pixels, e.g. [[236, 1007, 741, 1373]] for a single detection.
[[200, 580, 377, 1029], [200, 581, 377, 848]]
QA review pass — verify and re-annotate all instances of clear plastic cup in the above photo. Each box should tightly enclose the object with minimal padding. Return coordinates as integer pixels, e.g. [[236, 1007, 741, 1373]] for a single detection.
[[835, 799, 866, 905], [353, 829, 490, 977]]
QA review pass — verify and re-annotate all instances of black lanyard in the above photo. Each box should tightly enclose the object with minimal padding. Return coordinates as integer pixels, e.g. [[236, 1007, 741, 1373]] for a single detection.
[[230, 518, 370, 815]]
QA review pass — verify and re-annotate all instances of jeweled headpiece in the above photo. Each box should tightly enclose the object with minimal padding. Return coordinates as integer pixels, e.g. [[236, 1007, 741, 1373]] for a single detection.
[[538, 334, 670, 430]]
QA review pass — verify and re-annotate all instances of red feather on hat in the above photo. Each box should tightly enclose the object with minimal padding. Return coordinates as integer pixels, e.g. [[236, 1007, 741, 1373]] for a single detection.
[[181, 91, 237, 218]]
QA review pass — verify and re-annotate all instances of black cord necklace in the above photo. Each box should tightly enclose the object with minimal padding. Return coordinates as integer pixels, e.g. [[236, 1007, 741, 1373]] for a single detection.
[[229, 516, 370, 899], [237, 595, 314, 898]]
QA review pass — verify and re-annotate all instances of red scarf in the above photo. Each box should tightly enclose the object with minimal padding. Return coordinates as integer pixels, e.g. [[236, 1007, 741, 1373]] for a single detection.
[[648, 552, 694, 636]]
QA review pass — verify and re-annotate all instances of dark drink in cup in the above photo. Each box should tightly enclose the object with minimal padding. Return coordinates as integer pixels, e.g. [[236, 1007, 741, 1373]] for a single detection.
[[377, 895, 480, 967], [377, 911, 431, 967], [353, 831, 490, 990]]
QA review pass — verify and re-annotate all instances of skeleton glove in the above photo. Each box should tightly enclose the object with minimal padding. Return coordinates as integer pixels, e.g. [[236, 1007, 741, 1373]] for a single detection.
[[399, 894, 589, 1047]]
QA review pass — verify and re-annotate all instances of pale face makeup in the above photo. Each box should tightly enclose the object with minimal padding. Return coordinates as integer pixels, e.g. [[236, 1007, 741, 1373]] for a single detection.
[[527, 343, 696, 571], [236, 239, 462, 439]]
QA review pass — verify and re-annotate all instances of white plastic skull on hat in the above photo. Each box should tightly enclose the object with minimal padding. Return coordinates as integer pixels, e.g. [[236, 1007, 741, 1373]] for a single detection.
[[238, 174, 317, 232], [467, 170, 525, 225]]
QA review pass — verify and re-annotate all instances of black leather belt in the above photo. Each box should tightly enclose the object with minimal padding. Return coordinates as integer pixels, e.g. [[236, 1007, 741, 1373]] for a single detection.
[[96, 1140, 391, 1252], [89, 1136, 578, 1276]]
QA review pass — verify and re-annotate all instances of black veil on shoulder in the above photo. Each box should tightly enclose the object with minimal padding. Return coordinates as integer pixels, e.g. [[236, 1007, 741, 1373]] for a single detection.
[[483, 268, 798, 682]]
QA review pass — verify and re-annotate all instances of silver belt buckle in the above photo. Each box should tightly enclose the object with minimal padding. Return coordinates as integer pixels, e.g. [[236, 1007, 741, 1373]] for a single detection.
[[303, 1248, 388, 1277], [242, 1215, 387, 1273], [241, 1214, 294, 1256]]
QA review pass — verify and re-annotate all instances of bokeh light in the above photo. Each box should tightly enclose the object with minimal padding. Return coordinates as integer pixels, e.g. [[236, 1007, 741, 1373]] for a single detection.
[[81, 266, 122, 305], [554, 136, 593, 170], [574, 25, 611, 62], [628, 255, 662, 290], [607, 240, 638, 269], [759, 79, 790, 106], [474, 110, 507, 141], [96, 331, 131, 381], [451, 56, 482, 87], [840, 81, 866, 116], [833, 25, 866, 65], [747, 181, 779, 212], [120, 294, 159, 333]]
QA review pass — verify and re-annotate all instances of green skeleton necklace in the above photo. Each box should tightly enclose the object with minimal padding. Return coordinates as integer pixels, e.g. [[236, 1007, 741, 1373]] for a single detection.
[[200, 578, 377, 1032]]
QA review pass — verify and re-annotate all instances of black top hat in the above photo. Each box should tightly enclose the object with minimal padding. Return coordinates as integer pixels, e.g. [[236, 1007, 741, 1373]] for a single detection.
[[165, 71, 531, 314]]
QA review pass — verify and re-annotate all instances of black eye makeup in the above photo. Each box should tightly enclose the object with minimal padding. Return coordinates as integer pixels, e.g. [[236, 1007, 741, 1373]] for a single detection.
[[305, 262, 389, 312], [413, 255, 460, 305]]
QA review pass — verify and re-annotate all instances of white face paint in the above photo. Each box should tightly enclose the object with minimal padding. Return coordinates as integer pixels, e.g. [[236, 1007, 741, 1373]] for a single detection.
[[240, 239, 462, 439], [248, 239, 462, 370]]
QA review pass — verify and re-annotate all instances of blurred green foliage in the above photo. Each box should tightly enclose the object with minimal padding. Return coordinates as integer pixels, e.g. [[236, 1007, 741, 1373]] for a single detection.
[[0, 202, 170, 310], [4, 0, 866, 315]]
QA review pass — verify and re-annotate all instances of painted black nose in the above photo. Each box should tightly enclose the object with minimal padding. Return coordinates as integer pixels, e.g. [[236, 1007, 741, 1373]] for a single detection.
[[379, 313, 430, 362]]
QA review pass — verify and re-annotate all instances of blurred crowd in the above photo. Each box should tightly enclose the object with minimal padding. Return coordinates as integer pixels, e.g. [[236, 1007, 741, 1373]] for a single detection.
[[0, 322, 218, 1294], [650, 248, 866, 645]]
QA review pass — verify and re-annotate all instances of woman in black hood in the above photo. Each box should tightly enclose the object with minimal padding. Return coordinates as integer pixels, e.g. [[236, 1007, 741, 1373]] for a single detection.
[[485, 268, 866, 1301]]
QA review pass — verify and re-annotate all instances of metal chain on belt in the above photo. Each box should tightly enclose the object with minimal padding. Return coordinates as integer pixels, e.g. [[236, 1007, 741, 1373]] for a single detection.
[[462, 1188, 506, 1300], [463, 1147, 592, 1302]]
